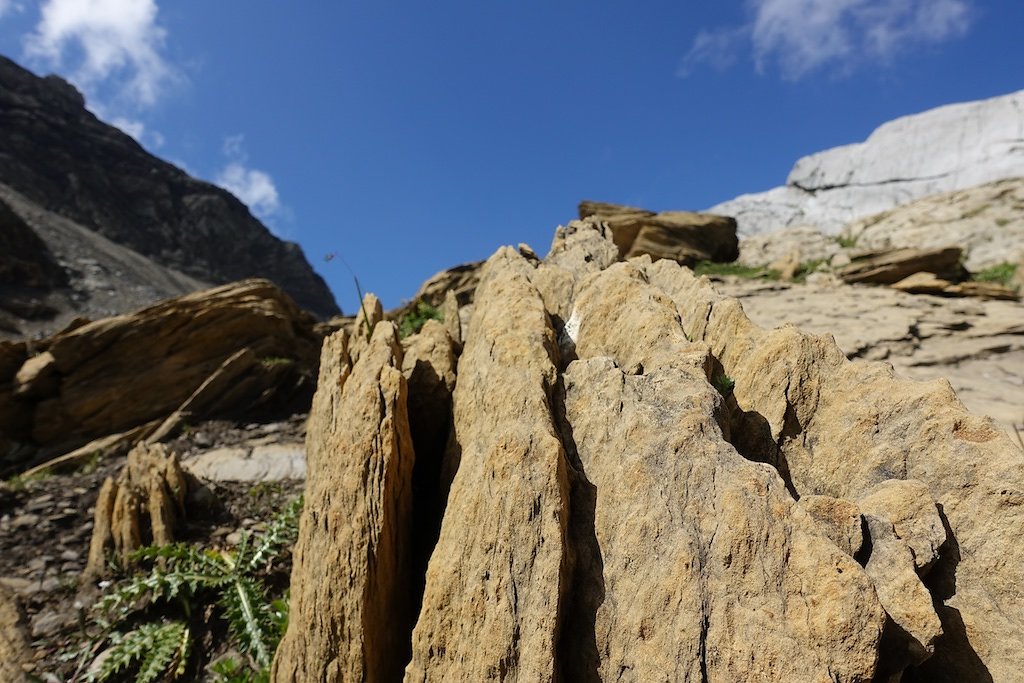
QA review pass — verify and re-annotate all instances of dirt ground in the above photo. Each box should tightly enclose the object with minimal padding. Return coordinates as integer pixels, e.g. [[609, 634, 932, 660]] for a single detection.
[[0, 417, 306, 682]]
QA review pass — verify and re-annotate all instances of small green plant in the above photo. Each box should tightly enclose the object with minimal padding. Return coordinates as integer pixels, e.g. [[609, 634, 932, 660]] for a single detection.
[[692, 261, 780, 280], [74, 496, 302, 683], [712, 374, 735, 397], [835, 235, 858, 249], [398, 300, 444, 339], [793, 259, 828, 283], [972, 262, 1017, 286], [995, 217, 1011, 227]]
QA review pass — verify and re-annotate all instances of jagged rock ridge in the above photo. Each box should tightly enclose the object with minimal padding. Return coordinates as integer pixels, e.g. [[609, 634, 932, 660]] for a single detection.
[[0, 55, 339, 320], [709, 90, 1024, 235], [274, 221, 1024, 681]]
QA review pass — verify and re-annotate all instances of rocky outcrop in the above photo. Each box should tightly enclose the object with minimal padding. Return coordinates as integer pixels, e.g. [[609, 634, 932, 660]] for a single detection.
[[579, 200, 738, 265], [0, 583, 31, 683], [0, 279, 321, 475], [717, 277, 1024, 433], [709, 90, 1024, 236], [83, 443, 188, 579], [834, 247, 966, 285], [0, 55, 339, 319], [843, 177, 1024, 271], [275, 221, 1024, 680], [272, 320, 416, 682]]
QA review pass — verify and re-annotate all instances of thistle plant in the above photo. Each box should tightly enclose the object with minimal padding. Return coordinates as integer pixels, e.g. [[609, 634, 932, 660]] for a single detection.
[[73, 496, 302, 683]]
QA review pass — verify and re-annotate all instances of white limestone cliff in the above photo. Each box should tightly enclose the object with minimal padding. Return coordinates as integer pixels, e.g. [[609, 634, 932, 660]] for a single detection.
[[710, 89, 1024, 235]]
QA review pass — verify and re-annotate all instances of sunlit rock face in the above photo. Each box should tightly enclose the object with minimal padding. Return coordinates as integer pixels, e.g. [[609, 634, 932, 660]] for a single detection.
[[709, 89, 1024, 236]]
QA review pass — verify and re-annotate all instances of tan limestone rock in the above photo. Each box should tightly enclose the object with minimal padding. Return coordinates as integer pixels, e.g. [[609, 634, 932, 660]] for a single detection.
[[859, 479, 947, 574], [83, 442, 188, 579], [412, 261, 483, 307], [0, 583, 31, 683], [272, 322, 416, 683], [405, 248, 570, 682], [798, 495, 864, 558], [562, 262, 884, 680], [835, 246, 966, 285], [645, 256, 1024, 680], [843, 177, 1024, 272], [862, 515, 943, 676], [579, 200, 739, 265], [1, 279, 320, 466]]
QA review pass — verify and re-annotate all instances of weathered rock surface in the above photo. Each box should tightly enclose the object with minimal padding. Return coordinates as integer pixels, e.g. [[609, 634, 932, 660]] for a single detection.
[[0, 583, 31, 682], [651, 260, 1024, 681], [0, 55, 339, 320], [579, 200, 739, 265], [83, 443, 188, 579], [843, 177, 1024, 271], [835, 247, 966, 285], [0, 279, 321, 475], [272, 322, 417, 683], [561, 263, 884, 680], [406, 247, 570, 681], [718, 278, 1024, 434], [278, 223, 1024, 680], [709, 90, 1024, 236]]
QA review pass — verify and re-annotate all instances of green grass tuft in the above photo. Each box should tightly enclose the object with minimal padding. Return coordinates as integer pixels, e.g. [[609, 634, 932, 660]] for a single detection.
[[973, 262, 1017, 286], [398, 301, 444, 338]]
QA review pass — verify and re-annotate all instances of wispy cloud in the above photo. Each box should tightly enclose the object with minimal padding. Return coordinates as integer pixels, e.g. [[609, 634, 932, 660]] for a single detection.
[[109, 115, 164, 149], [23, 0, 179, 108], [214, 135, 282, 220], [680, 0, 973, 80]]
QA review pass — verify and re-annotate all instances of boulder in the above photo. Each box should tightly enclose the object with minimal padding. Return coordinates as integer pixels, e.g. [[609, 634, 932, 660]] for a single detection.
[[579, 200, 738, 265], [835, 247, 966, 285], [0, 279, 321, 473], [708, 90, 1024, 236], [843, 178, 1024, 271]]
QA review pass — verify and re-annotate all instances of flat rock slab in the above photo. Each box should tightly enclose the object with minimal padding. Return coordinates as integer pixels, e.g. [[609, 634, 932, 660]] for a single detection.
[[720, 279, 1024, 434], [183, 442, 306, 482]]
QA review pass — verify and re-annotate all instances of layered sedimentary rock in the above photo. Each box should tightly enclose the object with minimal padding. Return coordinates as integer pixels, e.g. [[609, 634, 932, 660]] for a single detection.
[[0, 279, 320, 474], [843, 177, 1024, 271], [579, 200, 738, 265], [278, 221, 1024, 681], [709, 90, 1024, 235]]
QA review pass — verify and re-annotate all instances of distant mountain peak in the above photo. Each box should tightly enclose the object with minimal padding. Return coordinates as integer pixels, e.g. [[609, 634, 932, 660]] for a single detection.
[[0, 54, 340, 325]]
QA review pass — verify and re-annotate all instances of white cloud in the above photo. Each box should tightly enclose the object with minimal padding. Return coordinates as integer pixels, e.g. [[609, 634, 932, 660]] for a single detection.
[[678, 27, 747, 77], [23, 0, 178, 108], [216, 163, 281, 218], [110, 116, 164, 148], [680, 0, 972, 80], [214, 135, 281, 219]]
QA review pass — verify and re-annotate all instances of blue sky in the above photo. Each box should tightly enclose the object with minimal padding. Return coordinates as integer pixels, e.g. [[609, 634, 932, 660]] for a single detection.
[[1, 1, 1022, 313]]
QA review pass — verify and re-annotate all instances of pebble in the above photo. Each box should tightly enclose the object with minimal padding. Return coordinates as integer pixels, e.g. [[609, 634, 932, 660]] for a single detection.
[[12, 513, 41, 528], [60, 550, 80, 562], [31, 610, 63, 638]]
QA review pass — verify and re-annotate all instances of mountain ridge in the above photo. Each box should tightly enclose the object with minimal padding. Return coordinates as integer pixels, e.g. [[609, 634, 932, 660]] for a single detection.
[[0, 55, 340, 323]]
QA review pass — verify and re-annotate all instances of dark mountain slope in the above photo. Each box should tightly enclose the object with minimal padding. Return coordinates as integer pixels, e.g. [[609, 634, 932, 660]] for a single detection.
[[0, 55, 339, 319]]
